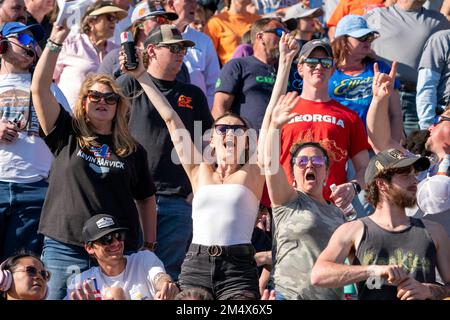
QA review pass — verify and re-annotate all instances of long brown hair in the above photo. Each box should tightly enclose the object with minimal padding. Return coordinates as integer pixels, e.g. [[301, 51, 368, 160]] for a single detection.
[[73, 74, 137, 157], [331, 35, 376, 69]]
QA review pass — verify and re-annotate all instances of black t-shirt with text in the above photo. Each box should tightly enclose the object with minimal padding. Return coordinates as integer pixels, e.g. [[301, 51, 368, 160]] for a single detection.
[[38, 107, 156, 250], [118, 73, 213, 197]]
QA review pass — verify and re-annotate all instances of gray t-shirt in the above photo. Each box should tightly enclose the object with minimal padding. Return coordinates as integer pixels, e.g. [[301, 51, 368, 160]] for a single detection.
[[418, 29, 450, 105], [365, 4, 450, 83], [272, 191, 344, 300]]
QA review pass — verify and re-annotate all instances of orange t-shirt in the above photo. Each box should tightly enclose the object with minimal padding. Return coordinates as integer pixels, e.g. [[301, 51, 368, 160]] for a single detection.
[[205, 11, 260, 66], [327, 0, 385, 27]]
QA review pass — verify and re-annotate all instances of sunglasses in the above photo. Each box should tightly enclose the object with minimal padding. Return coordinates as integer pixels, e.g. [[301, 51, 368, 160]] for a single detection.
[[96, 231, 126, 246], [157, 44, 187, 55], [144, 15, 168, 24], [262, 27, 286, 37], [302, 57, 334, 69], [354, 32, 377, 42], [87, 90, 120, 105], [214, 124, 247, 135], [103, 14, 118, 22], [7, 33, 36, 48], [294, 155, 326, 168], [13, 266, 51, 282], [436, 115, 450, 125]]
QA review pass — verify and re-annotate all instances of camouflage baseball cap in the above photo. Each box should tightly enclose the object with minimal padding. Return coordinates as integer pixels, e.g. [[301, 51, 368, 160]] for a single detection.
[[365, 148, 430, 185]]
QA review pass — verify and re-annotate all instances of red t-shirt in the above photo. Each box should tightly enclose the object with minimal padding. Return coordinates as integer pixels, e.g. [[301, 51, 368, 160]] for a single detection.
[[280, 98, 370, 200]]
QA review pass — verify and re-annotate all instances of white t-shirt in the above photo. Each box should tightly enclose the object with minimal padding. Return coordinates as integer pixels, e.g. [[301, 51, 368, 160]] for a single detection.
[[0, 73, 70, 183], [65, 251, 166, 300]]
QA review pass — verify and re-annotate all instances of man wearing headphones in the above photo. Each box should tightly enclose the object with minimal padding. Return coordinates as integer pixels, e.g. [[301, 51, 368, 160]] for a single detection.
[[0, 22, 70, 261]]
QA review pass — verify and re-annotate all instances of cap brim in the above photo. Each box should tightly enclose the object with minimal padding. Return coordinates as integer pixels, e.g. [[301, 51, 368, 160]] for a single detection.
[[282, 7, 323, 21], [160, 39, 195, 47], [89, 6, 129, 21], [392, 156, 430, 172], [87, 227, 128, 242], [340, 28, 379, 38], [5, 24, 45, 41], [150, 11, 179, 21]]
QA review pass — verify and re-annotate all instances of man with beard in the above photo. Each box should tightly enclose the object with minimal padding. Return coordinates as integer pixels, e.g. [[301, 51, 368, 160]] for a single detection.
[[0, 0, 26, 25], [311, 149, 450, 300], [212, 17, 302, 130]]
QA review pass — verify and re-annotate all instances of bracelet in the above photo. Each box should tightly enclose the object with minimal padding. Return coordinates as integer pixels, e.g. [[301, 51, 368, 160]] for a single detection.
[[142, 241, 157, 251], [48, 39, 63, 47], [46, 40, 62, 53], [351, 181, 362, 194]]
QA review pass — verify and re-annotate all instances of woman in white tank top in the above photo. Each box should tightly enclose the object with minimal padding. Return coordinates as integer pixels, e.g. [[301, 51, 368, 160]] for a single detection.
[[118, 34, 305, 299]]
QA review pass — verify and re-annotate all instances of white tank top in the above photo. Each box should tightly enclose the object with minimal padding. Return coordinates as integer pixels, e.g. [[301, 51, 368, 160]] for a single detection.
[[191, 184, 259, 246]]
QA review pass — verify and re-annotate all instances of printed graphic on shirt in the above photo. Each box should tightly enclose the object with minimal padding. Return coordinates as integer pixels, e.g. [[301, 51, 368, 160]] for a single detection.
[[288, 113, 346, 128], [76, 144, 125, 174], [332, 76, 373, 101], [178, 95, 193, 109], [0, 88, 39, 135], [361, 248, 432, 274], [289, 127, 348, 163]]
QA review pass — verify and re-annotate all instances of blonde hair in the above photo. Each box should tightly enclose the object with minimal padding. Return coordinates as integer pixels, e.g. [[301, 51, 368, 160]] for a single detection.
[[73, 74, 137, 157]]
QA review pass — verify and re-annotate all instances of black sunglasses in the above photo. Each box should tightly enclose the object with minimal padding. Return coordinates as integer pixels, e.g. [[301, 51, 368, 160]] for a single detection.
[[157, 44, 187, 55], [13, 266, 51, 282], [302, 57, 334, 69], [96, 231, 126, 246], [214, 124, 247, 135], [355, 32, 377, 42], [436, 115, 450, 124], [262, 27, 286, 37], [87, 90, 120, 105]]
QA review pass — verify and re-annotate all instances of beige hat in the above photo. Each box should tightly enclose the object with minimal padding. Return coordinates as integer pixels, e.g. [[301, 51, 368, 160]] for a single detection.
[[89, 5, 128, 21]]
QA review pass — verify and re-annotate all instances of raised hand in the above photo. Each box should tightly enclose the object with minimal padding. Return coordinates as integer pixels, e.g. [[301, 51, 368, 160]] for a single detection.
[[279, 32, 300, 62], [48, 23, 70, 45], [270, 91, 300, 128], [372, 61, 397, 100], [70, 280, 97, 300], [119, 48, 147, 79]]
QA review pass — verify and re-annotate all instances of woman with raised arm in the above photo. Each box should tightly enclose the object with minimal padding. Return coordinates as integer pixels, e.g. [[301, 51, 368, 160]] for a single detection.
[[30, 23, 157, 300], [258, 38, 345, 300], [118, 33, 299, 300]]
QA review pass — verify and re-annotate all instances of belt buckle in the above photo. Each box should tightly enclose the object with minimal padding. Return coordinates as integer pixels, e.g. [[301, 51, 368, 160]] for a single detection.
[[207, 245, 223, 257]]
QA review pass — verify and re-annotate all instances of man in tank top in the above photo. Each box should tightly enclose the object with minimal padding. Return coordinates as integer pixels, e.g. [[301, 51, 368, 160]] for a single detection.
[[311, 148, 450, 300]]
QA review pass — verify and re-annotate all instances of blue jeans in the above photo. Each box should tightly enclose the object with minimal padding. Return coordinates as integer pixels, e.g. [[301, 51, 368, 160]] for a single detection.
[[275, 291, 287, 300], [155, 195, 192, 282], [400, 90, 420, 138], [0, 179, 48, 261], [41, 237, 92, 300]]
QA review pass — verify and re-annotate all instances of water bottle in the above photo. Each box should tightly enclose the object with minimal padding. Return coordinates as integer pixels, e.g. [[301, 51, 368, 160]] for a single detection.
[[86, 277, 102, 300], [120, 31, 138, 70], [437, 154, 450, 176], [330, 184, 357, 221]]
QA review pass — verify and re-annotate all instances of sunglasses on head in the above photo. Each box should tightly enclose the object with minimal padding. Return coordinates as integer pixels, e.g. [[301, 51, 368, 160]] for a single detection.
[[7, 33, 36, 48], [262, 27, 286, 37], [294, 155, 326, 168], [214, 124, 247, 135], [13, 266, 51, 282], [302, 57, 334, 69], [354, 32, 377, 42], [96, 231, 126, 246], [87, 90, 120, 105], [157, 44, 187, 55]]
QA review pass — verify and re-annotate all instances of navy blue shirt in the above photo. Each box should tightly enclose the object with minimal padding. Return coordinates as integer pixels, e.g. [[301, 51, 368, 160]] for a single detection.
[[215, 55, 302, 130]]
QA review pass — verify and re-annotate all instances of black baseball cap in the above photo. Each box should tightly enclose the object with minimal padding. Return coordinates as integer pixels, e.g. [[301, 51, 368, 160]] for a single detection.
[[298, 39, 333, 59], [144, 24, 195, 48], [82, 214, 128, 243], [365, 148, 430, 185]]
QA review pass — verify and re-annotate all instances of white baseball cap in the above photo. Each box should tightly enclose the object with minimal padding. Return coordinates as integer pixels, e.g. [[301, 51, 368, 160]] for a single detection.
[[417, 175, 450, 215]]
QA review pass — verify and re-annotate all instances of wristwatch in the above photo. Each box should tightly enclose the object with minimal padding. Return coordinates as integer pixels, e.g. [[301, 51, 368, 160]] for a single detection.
[[142, 241, 157, 251], [351, 181, 362, 194]]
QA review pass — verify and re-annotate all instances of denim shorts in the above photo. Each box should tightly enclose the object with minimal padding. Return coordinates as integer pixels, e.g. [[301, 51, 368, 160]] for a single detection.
[[178, 243, 260, 300]]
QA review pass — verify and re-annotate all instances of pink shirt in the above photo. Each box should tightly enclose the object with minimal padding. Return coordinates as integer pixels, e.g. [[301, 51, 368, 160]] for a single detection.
[[54, 33, 119, 109]]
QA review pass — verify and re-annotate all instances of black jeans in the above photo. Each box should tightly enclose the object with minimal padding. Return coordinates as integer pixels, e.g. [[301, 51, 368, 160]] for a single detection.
[[178, 243, 260, 300]]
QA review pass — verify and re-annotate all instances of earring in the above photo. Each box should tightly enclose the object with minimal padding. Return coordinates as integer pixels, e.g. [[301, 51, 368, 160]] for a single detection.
[[292, 180, 297, 188]]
